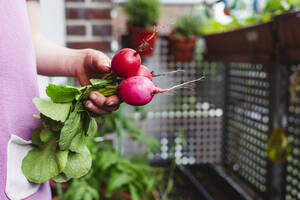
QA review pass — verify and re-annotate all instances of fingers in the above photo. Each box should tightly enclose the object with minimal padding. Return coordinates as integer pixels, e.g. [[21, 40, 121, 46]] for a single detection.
[[105, 95, 121, 107], [77, 49, 112, 86], [76, 66, 90, 86], [88, 49, 111, 73], [85, 92, 121, 116], [89, 91, 106, 107], [85, 100, 111, 116]]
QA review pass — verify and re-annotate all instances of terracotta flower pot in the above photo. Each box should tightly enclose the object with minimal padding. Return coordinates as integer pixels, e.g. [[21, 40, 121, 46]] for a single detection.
[[169, 34, 197, 62], [127, 25, 158, 58]]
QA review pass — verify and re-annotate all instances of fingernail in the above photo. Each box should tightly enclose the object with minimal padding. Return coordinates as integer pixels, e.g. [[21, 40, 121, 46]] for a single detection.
[[107, 101, 115, 106], [105, 60, 111, 67], [104, 63, 111, 68], [90, 93, 97, 100], [87, 102, 93, 108], [104, 65, 111, 71]]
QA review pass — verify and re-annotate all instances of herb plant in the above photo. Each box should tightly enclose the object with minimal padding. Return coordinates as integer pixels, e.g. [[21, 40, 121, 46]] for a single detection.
[[172, 14, 202, 39], [58, 105, 161, 200], [124, 0, 161, 29]]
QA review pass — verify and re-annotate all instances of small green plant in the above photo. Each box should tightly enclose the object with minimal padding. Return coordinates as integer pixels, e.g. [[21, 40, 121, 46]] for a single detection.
[[172, 14, 202, 39], [124, 0, 161, 29], [57, 105, 162, 200]]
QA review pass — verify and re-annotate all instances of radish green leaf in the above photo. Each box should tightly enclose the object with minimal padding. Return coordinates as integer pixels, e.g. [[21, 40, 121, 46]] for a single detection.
[[59, 110, 82, 150], [33, 98, 71, 122], [63, 147, 92, 178], [46, 84, 81, 103]]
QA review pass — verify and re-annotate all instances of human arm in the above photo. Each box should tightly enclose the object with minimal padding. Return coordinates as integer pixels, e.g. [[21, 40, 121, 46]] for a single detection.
[[26, 1, 120, 115]]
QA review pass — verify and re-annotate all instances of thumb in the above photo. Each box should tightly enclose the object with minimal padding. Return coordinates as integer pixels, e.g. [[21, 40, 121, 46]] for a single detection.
[[91, 50, 111, 73]]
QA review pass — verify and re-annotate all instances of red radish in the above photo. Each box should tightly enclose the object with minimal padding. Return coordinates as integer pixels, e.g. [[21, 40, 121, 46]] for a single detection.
[[111, 48, 141, 78], [111, 28, 158, 78], [118, 76, 204, 106], [134, 65, 185, 81], [134, 65, 152, 81]]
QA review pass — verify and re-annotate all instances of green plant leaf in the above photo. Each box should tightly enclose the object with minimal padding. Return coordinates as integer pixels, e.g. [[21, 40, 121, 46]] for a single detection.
[[59, 111, 82, 150], [52, 173, 70, 183], [40, 114, 63, 132], [97, 151, 119, 171], [106, 171, 133, 197], [31, 128, 43, 146], [146, 176, 156, 193], [56, 150, 69, 171], [88, 187, 100, 200], [173, 14, 202, 39], [130, 131, 160, 154], [22, 136, 61, 183], [124, 0, 161, 28], [129, 184, 140, 200], [85, 117, 98, 137], [69, 130, 87, 153], [89, 79, 108, 87], [73, 187, 86, 200], [63, 147, 92, 178], [40, 128, 53, 143], [46, 84, 81, 103], [33, 114, 40, 119], [33, 98, 72, 122], [83, 193, 92, 200]]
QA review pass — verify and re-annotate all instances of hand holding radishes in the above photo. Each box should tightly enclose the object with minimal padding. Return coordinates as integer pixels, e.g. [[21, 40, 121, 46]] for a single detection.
[[73, 49, 121, 116], [22, 43, 204, 184]]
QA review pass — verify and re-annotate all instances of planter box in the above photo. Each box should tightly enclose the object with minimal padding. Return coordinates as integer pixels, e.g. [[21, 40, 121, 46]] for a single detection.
[[203, 22, 275, 63], [276, 11, 300, 63]]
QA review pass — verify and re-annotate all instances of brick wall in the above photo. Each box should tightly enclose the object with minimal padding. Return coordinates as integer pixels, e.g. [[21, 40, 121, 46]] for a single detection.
[[64, 0, 195, 54], [65, 0, 113, 53]]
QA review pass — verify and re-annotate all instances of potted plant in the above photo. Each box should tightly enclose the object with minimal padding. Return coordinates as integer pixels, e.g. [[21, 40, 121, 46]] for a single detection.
[[169, 14, 202, 62], [124, 0, 161, 58]]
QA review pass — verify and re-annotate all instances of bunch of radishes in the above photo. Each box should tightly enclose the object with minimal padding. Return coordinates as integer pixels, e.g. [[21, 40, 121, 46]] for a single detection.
[[111, 48, 204, 106]]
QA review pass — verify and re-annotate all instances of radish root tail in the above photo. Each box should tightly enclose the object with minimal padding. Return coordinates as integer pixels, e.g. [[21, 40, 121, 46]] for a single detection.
[[152, 69, 185, 77], [168, 76, 205, 91]]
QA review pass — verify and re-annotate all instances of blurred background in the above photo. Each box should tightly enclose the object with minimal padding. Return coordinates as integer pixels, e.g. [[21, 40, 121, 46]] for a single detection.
[[38, 0, 300, 200]]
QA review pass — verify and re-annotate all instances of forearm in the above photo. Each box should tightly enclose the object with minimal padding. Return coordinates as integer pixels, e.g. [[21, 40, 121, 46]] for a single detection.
[[27, 1, 85, 77], [34, 35, 85, 77]]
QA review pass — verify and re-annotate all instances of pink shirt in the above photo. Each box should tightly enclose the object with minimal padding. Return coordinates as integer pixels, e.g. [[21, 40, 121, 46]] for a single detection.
[[0, 0, 51, 199]]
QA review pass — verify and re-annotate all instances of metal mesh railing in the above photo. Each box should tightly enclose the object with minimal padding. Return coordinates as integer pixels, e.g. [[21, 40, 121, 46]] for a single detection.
[[124, 37, 225, 165], [224, 63, 271, 195], [122, 37, 300, 200], [285, 64, 300, 200]]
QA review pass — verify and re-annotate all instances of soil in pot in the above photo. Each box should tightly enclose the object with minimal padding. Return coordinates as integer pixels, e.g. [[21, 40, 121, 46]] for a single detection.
[[127, 26, 158, 58], [169, 34, 196, 62]]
